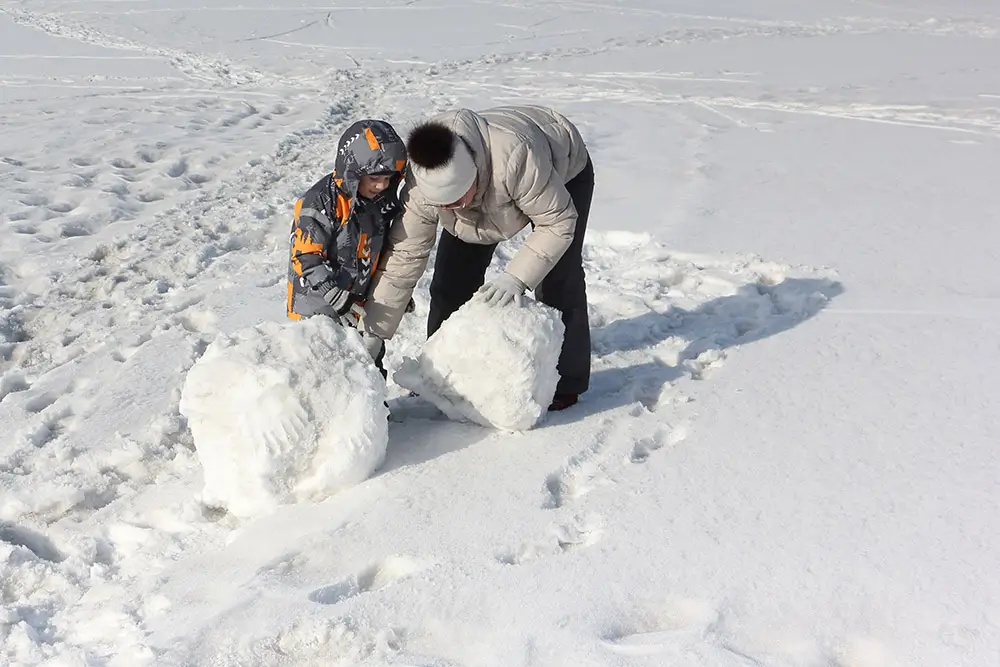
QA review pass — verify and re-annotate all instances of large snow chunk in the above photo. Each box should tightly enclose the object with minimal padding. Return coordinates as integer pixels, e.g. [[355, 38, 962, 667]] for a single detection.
[[394, 299, 565, 431], [179, 317, 387, 518]]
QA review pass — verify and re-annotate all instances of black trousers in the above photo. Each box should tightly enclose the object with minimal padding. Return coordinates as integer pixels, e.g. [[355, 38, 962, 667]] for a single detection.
[[372, 342, 387, 380], [427, 157, 594, 396]]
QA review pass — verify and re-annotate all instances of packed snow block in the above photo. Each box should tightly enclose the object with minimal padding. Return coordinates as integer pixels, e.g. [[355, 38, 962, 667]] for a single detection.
[[394, 299, 565, 431], [178, 317, 388, 518]]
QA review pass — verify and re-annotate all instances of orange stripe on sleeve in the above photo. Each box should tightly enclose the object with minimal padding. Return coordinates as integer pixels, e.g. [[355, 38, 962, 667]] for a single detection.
[[286, 281, 301, 320], [290, 227, 325, 276]]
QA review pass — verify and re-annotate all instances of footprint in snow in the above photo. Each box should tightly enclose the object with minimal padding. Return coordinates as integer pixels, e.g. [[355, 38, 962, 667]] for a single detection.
[[218, 104, 258, 128], [543, 421, 618, 509], [137, 190, 164, 203], [601, 598, 803, 666], [11, 224, 38, 237], [25, 403, 75, 447], [46, 200, 78, 214], [496, 513, 604, 565], [137, 148, 162, 164], [110, 330, 154, 363], [166, 158, 187, 178], [308, 555, 428, 605], [59, 221, 92, 238], [170, 308, 218, 335], [0, 521, 65, 563], [601, 597, 721, 657], [544, 418, 685, 508], [0, 373, 31, 401], [110, 157, 137, 170], [18, 193, 49, 207], [629, 424, 687, 464], [24, 392, 57, 413]]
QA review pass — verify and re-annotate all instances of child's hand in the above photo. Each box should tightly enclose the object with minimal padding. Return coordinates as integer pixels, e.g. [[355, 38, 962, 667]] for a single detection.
[[338, 302, 366, 329], [318, 280, 352, 314]]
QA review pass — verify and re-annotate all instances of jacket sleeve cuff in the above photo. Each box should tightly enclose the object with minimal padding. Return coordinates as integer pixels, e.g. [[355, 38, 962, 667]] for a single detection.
[[505, 246, 552, 291], [363, 300, 407, 340]]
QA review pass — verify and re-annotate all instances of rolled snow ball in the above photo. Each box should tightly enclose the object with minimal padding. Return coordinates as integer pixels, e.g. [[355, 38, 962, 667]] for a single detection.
[[179, 317, 388, 518], [395, 298, 565, 431]]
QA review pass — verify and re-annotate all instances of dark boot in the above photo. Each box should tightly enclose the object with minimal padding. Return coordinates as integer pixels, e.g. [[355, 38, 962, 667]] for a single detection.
[[548, 393, 579, 411]]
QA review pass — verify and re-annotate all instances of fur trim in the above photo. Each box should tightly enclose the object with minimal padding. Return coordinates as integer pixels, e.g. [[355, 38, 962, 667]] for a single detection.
[[406, 121, 456, 169]]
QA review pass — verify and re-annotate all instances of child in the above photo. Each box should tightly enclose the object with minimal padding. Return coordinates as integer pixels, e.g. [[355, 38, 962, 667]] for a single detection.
[[286, 119, 407, 374]]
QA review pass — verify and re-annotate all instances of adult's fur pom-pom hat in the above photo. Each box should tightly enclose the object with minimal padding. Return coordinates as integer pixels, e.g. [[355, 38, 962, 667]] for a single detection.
[[407, 121, 477, 206]]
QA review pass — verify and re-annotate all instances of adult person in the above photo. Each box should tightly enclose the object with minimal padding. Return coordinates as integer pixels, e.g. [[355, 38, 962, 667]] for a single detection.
[[364, 105, 594, 410]]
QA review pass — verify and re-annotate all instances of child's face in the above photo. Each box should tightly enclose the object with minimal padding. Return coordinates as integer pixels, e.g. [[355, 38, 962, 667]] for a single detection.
[[358, 174, 392, 199]]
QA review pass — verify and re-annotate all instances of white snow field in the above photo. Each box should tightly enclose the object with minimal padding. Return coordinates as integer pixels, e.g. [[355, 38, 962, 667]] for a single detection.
[[1, 0, 998, 665]]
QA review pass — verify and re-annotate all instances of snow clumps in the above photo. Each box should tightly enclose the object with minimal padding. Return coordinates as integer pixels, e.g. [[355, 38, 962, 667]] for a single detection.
[[395, 298, 564, 431], [179, 317, 388, 518]]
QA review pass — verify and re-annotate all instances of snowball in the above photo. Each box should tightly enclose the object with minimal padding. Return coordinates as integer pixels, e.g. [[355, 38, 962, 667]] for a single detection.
[[178, 317, 387, 518], [394, 298, 564, 431]]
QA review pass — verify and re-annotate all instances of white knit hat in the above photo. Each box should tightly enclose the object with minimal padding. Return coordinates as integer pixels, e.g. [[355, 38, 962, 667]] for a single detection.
[[411, 138, 477, 206]]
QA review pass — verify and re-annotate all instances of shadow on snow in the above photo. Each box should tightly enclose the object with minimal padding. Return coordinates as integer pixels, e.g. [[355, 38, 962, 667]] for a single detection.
[[378, 276, 843, 464], [571, 276, 845, 418]]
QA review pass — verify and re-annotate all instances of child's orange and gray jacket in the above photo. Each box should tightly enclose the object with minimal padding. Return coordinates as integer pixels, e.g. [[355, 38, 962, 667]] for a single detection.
[[286, 119, 406, 320]]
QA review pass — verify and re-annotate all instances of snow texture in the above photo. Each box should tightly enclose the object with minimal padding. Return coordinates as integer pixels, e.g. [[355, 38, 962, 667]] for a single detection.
[[395, 299, 564, 431], [1, 1, 999, 666], [179, 317, 388, 518]]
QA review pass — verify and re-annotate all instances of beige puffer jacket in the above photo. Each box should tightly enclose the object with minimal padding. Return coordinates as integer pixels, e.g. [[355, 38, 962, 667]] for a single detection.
[[364, 105, 589, 339]]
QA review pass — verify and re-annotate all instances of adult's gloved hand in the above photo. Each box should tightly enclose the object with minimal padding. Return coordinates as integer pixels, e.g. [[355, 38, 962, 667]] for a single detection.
[[360, 331, 385, 361], [476, 273, 526, 307]]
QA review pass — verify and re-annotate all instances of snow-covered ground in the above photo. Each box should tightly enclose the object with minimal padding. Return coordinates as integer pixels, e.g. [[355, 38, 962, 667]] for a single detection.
[[2, 0, 999, 665]]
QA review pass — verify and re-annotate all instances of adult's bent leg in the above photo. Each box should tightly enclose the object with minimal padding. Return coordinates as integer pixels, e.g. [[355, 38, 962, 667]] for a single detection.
[[536, 157, 594, 398], [428, 230, 497, 338]]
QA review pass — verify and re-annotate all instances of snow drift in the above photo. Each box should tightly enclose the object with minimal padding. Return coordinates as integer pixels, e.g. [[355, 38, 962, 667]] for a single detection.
[[178, 317, 388, 518], [394, 298, 565, 431]]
